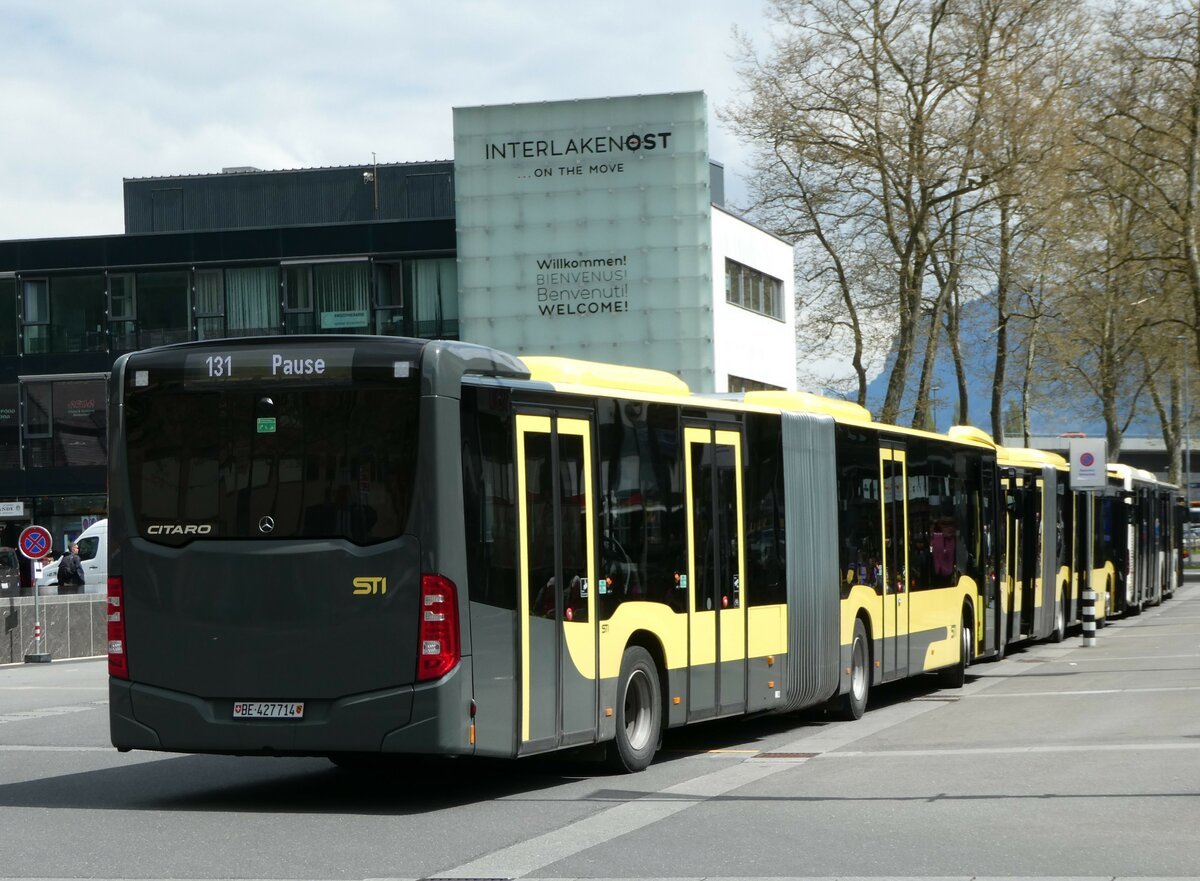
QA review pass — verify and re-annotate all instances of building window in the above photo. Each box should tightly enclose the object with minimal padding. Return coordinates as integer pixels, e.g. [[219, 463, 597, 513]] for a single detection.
[[0, 385, 18, 468], [284, 262, 370, 335], [284, 265, 314, 334], [728, 375, 783, 393], [725, 259, 783, 321], [48, 275, 107, 353], [374, 262, 405, 336], [227, 267, 279, 337], [21, 279, 49, 354], [408, 258, 458, 338], [135, 271, 190, 347], [315, 263, 369, 333], [110, 274, 137, 352], [195, 269, 225, 340], [0, 279, 16, 357]]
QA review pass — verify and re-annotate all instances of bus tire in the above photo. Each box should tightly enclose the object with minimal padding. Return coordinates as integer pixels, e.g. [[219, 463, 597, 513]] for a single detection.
[[840, 619, 870, 720], [607, 646, 661, 773], [1051, 594, 1066, 643], [938, 612, 971, 688]]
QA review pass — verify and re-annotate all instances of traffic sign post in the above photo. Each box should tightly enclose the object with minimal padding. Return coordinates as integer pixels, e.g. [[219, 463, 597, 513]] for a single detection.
[[1069, 439, 1108, 648], [18, 525, 53, 663]]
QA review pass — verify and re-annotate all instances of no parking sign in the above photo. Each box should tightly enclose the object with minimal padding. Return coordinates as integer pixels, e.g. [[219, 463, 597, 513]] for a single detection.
[[1069, 438, 1108, 490], [18, 525, 52, 560]]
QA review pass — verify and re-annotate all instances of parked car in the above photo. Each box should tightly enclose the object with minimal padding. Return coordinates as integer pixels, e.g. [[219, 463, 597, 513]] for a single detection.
[[0, 547, 19, 595], [35, 520, 107, 594]]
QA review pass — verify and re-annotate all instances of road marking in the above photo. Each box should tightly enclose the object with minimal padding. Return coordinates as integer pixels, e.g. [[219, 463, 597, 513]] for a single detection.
[[971, 684, 1200, 698], [435, 694, 960, 880], [817, 741, 1200, 758], [0, 700, 107, 724], [0, 744, 118, 752], [432, 760, 784, 879], [1039, 653, 1200, 662]]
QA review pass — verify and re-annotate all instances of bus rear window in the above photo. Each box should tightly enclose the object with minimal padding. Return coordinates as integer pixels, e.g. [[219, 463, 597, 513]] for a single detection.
[[125, 384, 419, 545]]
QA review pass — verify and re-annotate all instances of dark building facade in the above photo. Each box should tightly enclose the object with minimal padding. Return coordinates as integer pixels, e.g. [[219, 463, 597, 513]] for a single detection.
[[0, 162, 457, 564]]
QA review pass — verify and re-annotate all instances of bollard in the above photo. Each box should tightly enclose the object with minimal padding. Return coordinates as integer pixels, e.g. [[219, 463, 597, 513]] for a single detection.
[[1081, 588, 1096, 647]]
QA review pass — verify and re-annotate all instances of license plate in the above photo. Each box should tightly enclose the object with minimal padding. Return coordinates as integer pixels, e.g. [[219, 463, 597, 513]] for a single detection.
[[232, 701, 305, 719]]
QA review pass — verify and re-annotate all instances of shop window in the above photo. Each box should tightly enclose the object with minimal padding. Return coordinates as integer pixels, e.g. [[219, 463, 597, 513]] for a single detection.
[[21, 279, 49, 354], [0, 280, 15, 356], [135, 271, 190, 347], [53, 379, 106, 467], [725, 259, 783, 321], [21, 378, 106, 469], [109, 274, 138, 352], [23, 382, 52, 468]]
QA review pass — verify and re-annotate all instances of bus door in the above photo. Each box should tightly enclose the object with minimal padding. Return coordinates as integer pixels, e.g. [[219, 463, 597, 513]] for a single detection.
[[880, 445, 909, 681], [979, 459, 1002, 655], [685, 425, 746, 721], [1019, 477, 1042, 637], [516, 413, 598, 754]]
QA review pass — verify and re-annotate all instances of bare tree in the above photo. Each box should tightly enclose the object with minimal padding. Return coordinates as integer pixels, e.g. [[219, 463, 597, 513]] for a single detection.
[[727, 0, 991, 423]]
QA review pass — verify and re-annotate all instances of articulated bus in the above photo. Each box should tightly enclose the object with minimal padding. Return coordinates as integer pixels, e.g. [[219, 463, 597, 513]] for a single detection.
[[1102, 464, 1181, 616], [992, 445, 1074, 653], [107, 336, 1008, 771], [986, 449, 1182, 655]]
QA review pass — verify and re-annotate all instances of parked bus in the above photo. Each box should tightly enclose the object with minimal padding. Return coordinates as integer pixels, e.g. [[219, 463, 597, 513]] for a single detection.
[[1103, 464, 1181, 615], [107, 336, 1010, 771], [992, 445, 1073, 653]]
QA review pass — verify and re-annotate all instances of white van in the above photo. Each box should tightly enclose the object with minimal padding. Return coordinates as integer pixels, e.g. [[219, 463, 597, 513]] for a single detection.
[[36, 519, 107, 594]]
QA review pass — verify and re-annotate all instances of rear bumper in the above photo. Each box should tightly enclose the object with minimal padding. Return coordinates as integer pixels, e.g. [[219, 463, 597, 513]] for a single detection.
[[110, 657, 474, 757]]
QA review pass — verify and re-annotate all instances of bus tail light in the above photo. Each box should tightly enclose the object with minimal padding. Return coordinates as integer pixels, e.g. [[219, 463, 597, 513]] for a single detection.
[[108, 576, 128, 680], [417, 574, 459, 682]]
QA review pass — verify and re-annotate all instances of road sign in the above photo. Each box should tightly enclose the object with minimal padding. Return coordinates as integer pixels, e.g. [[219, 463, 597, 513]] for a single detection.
[[18, 525, 52, 560], [1069, 437, 1108, 490]]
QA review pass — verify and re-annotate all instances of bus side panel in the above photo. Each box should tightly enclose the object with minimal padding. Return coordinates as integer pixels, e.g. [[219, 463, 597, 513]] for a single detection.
[[469, 602, 518, 758], [1039, 465, 1058, 638], [779, 412, 840, 712]]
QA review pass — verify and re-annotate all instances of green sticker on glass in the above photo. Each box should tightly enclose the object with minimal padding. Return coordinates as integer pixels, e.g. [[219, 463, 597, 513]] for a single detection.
[[256, 417, 276, 433]]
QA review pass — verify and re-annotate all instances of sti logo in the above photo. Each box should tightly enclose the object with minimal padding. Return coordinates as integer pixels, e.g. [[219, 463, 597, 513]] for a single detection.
[[352, 576, 387, 596]]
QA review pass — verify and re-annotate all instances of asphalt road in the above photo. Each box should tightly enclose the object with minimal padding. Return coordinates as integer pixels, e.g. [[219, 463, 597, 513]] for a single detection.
[[0, 582, 1196, 881]]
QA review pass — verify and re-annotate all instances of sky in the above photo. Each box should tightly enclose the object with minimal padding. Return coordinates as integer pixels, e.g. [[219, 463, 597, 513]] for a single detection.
[[0, 0, 774, 241]]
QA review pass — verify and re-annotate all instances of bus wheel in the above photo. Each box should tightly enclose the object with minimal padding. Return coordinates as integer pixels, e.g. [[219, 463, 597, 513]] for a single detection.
[[938, 613, 971, 688], [1051, 595, 1066, 643], [840, 619, 870, 720], [607, 646, 661, 773]]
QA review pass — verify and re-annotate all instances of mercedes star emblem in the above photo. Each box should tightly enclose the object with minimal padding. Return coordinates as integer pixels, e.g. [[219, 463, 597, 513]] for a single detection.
[[258, 516, 275, 534]]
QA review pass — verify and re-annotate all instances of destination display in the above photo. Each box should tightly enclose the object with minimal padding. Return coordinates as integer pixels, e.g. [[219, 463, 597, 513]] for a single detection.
[[179, 347, 356, 385]]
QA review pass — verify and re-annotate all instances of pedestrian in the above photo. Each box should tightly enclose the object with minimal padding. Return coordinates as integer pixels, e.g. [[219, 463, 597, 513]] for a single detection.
[[58, 541, 85, 593]]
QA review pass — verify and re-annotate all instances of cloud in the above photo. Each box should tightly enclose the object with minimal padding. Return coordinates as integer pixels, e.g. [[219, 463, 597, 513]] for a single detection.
[[0, 0, 770, 239]]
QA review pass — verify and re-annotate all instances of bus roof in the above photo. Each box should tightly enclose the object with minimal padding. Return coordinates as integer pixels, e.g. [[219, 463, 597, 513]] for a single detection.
[[998, 446, 1068, 468], [520, 356, 690, 396], [743, 391, 873, 425]]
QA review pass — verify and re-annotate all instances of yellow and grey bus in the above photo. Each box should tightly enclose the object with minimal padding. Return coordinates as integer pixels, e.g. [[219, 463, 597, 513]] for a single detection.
[[107, 336, 1005, 771]]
